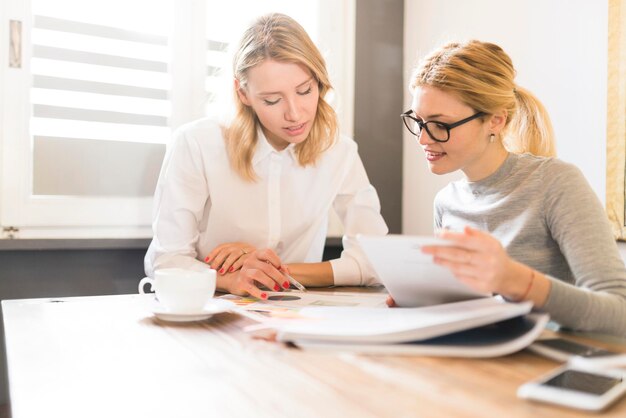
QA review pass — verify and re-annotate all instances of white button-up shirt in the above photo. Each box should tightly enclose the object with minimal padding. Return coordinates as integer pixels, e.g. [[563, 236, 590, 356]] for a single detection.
[[145, 118, 388, 285]]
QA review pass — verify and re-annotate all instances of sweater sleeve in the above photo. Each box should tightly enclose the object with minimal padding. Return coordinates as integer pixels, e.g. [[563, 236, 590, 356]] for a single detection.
[[542, 163, 626, 335]]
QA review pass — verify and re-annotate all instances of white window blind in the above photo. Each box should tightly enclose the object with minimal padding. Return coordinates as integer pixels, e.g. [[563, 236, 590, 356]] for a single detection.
[[30, 12, 171, 197]]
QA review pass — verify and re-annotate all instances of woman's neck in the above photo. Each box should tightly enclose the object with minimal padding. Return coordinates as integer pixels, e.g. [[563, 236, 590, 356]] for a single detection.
[[463, 144, 509, 182]]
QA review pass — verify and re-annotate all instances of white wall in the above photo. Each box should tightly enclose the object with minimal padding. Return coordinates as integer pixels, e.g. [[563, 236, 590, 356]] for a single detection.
[[403, 0, 608, 234]]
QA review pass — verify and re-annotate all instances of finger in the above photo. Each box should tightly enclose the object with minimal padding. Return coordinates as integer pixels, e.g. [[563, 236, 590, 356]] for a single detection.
[[427, 247, 477, 265], [230, 254, 248, 272], [210, 249, 233, 273], [221, 250, 246, 274], [253, 248, 282, 268], [435, 228, 465, 242], [241, 281, 269, 300], [431, 258, 487, 292], [278, 266, 292, 289], [434, 256, 478, 276], [256, 262, 288, 289], [247, 269, 283, 292], [421, 239, 469, 256], [439, 227, 490, 251], [435, 234, 474, 251], [386, 296, 396, 307], [463, 225, 482, 236], [205, 243, 229, 264], [228, 269, 273, 298]]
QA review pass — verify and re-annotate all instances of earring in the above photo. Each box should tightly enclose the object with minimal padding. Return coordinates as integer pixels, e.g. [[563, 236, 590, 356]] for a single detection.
[[489, 133, 495, 143]]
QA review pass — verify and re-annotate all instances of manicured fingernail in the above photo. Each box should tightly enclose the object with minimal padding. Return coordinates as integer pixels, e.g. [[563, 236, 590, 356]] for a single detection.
[[261, 293, 267, 299], [228, 267, 234, 272], [274, 284, 280, 291], [204, 256, 210, 263], [219, 268, 224, 274], [283, 281, 290, 288]]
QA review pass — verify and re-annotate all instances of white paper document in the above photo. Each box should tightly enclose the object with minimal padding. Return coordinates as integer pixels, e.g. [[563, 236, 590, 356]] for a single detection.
[[356, 234, 490, 307]]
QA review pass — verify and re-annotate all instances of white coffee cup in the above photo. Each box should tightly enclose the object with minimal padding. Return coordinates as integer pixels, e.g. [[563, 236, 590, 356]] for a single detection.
[[138, 268, 217, 313]]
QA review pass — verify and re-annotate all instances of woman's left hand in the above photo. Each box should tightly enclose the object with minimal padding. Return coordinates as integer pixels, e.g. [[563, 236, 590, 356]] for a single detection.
[[421, 226, 517, 296], [205, 242, 256, 275]]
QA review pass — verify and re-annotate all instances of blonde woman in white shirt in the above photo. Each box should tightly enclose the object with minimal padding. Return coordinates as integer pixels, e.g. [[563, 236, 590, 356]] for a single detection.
[[145, 13, 388, 299]]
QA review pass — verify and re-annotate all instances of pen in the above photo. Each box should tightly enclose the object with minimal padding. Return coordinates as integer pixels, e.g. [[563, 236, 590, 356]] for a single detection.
[[284, 273, 307, 292]]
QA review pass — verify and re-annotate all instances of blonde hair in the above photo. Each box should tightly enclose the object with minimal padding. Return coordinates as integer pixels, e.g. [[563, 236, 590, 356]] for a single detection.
[[224, 13, 338, 181], [410, 40, 556, 157]]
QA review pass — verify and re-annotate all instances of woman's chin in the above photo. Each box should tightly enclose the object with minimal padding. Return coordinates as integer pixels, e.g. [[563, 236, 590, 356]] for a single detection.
[[427, 162, 453, 176]]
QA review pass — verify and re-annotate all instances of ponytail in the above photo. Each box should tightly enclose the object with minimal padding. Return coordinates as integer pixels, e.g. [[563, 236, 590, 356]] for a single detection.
[[504, 86, 556, 157]]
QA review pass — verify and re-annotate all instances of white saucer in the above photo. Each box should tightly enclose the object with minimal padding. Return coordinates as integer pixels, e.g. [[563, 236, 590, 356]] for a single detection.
[[143, 296, 234, 322]]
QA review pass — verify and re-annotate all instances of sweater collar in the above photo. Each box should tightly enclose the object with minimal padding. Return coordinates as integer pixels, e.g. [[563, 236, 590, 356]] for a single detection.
[[464, 152, 518, 194]]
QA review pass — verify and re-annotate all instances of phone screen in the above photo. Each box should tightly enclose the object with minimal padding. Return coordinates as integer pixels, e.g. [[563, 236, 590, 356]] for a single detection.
[[543, 370, 622, 395], [535, 338, 614, 357]]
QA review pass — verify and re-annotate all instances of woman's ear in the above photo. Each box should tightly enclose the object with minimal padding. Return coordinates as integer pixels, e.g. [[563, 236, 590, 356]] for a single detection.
[[489, 109, 507, 134], [234, 78, 251, 106]]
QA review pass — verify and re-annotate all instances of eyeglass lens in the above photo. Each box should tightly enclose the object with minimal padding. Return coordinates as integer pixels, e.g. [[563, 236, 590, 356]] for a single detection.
[[403, 117, 449, 142]]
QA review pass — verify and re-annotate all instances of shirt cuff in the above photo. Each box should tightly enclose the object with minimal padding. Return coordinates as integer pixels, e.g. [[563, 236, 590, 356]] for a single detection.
[[329, 257, 363, 286]]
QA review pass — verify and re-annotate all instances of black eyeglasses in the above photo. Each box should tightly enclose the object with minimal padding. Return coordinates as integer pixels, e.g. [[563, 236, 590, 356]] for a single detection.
[[401, 110, 486, 142]]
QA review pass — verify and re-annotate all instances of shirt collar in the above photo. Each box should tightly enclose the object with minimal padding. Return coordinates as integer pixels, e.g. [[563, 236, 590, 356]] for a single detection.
[[252, 126, 298, 166]]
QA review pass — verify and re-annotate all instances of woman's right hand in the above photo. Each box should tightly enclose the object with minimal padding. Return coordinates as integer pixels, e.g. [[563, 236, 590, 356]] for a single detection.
[[221, 248, 291, 299]]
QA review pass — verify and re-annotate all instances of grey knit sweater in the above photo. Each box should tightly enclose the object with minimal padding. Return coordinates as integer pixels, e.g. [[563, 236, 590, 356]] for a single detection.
[[434, 152, 626, 335]]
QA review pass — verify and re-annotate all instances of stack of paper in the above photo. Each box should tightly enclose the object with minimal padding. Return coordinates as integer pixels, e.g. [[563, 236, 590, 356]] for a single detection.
[[273, 297, 549, 357]]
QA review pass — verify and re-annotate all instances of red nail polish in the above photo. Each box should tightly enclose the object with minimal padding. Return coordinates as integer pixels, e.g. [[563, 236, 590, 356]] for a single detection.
[[228, 267, 234, 272], [219, 268, 224, 274], [204, 256, 210, 263], [283, 281, 290, 288], [261, 293, 267, 299], [274, 284, 280, 291]]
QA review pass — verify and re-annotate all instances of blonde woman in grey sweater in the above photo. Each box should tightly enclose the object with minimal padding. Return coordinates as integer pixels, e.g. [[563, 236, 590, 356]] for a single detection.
[[399, 40, 626, 335]]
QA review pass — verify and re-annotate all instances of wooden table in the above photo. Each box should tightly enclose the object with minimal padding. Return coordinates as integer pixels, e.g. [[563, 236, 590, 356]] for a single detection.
[[3, 292, 626, 418]]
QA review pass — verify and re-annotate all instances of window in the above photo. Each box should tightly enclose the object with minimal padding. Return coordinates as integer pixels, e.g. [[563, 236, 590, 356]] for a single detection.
[[0, 0, 354, 239]]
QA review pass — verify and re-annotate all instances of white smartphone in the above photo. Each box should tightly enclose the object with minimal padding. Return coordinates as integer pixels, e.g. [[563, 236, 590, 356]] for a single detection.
[[517, 366, 626, 411], [528, 338, 626, 368]]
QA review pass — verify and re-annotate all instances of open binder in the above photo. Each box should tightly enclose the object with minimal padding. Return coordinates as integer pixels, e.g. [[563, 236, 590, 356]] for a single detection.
[[274, 297, 549, 357]]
